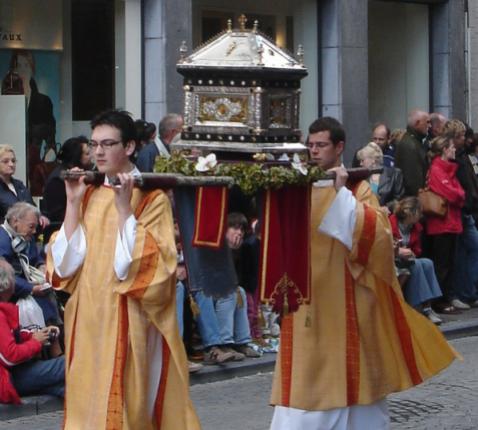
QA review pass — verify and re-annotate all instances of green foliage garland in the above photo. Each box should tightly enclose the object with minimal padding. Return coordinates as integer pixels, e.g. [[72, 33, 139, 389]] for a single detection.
[[154, 152, 326, 195]]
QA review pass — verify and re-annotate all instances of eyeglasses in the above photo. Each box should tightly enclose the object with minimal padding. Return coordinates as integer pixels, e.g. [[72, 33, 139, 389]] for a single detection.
[[307, 141, 332, 149], [87, 140, 122, 150]]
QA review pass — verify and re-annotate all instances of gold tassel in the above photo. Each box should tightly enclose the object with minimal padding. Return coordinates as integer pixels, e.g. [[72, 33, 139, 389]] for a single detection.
[[236, 288, 244, 308], [283, 290, 289, 316], [189, 294, 200, 317]]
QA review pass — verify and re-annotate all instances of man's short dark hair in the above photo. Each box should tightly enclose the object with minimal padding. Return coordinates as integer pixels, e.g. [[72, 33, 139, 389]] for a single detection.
[[90, 109, 137, 146], [307, 117, 346, 146], [227, 212, 248, 231]]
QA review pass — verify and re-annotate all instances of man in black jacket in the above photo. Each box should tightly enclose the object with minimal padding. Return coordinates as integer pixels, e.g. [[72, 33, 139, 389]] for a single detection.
[[394, 110, 431, 196]]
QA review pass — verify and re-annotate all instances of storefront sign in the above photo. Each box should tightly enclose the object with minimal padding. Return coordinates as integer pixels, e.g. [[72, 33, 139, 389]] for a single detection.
[[0, 0, 63, 50]]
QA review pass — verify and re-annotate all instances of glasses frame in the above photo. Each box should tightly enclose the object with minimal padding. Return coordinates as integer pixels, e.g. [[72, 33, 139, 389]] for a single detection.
[[87, 139, 123, 150]]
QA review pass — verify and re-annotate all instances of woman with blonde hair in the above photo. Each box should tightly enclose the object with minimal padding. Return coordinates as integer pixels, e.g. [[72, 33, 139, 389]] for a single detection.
[[357, 141, 404, 211], [0, 144, 49, 227], [426, 135, 465, 314]]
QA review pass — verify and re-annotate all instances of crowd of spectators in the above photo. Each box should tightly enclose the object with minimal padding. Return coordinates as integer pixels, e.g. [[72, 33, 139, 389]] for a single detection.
[[2, 107, 478, 403], [356, 110, 478, 324]]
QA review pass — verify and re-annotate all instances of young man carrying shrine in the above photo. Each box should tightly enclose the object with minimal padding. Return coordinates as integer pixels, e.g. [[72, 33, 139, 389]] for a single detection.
[[269, 117, 458, 430], [47, 110, 200, 429]]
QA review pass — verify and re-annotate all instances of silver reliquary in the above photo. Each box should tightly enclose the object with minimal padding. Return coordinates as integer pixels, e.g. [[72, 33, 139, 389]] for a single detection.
[[173, 15, 308, 157]]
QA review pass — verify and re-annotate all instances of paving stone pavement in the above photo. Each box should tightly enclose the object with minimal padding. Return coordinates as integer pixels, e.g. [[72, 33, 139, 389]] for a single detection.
[[2, 336, 478, 429]]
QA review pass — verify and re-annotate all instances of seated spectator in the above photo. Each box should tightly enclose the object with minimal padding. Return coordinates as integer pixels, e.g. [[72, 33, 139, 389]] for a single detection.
[[0, 203, 60, 325], [215, 212, 261, 359], [190, 288, 235, 365], [0, 258, 64, 404], [426, 136, 465, 314], [0, 144, 49, 228], [389, 197, 443, 324], [42, 136, 92, 243], [356, 141, 404, 212]]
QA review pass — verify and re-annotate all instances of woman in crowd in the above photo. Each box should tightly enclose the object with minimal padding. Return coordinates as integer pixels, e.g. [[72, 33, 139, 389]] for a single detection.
[[389, 197, 443, 324], [134, 119, 156, 151], [42, 136, 91, 242], [426, 135, 465, 314], [356, 141, 404, 212], [0, 145, 49, 227]]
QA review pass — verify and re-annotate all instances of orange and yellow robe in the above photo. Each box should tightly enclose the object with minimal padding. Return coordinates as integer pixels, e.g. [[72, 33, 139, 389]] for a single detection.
[[47, 186, 201, 430], [271, 181, 458, 411]]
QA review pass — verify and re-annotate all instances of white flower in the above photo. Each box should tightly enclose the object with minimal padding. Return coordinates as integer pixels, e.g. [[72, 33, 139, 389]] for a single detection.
[[195, 153, 218, 172], [291, 153, 308, 175]]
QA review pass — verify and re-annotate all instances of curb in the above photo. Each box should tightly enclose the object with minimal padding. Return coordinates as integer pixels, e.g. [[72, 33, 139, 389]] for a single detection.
[[2, 319, 478, 422], [441, 317, 478, 339]]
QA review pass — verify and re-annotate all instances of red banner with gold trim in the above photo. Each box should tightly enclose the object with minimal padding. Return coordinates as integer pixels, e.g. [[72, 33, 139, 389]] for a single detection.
[[192, 186, 228, 249], [259, 186, 311, 315]]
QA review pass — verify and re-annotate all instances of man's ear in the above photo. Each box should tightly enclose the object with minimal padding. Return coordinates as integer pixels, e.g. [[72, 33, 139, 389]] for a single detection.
[[125, 140, 136, 157], [335, 141, 345, 157]]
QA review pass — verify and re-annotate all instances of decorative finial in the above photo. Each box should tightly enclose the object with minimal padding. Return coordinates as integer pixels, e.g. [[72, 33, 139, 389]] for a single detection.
[[297, 44, 304, 65], [238, 14, 248, 31], [227, 19, 232, 32], [179, 40, 188, 62], [253, 20, 259, 33], [257, 43, 264, 66]]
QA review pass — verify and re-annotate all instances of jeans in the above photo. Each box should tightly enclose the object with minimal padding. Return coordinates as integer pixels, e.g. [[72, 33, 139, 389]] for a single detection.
[[215, 287, 252, 345], [192, 290, 224, 348], [403, 258, 442, 307], [11, 356, 65, 398], [176, 281, 185, 338], [454, 215, 478, 302]]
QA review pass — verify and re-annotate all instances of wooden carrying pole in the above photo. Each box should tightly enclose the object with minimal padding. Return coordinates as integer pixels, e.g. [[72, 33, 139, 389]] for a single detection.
[[60, 167, 382, 190]]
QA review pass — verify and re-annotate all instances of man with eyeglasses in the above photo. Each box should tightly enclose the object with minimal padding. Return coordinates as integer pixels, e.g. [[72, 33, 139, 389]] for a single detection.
[[269, 117, 457, 430], [47, 109, 200, 429]]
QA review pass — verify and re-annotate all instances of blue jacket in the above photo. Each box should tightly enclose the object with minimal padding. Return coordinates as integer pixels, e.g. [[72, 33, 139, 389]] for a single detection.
[[0, 178, 34, 223], [0, 228, 43, 299], [136, 142, 160, 173]]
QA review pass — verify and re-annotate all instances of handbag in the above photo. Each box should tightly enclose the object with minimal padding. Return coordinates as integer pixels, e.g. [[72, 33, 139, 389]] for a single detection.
[[418, 171, 448, 218], [17, 295, 46, 328], [418, 188, 448, 217]]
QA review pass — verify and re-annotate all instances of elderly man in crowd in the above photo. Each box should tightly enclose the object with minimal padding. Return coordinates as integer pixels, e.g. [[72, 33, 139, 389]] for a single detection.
[[395, 109, 431, 196], [0, 258, 64, 404], [0, 202, 59, 325], [136, 113, 183, 171]]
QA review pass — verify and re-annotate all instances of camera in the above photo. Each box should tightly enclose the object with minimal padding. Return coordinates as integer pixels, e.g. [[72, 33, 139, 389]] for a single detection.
[[48, 330, 58, 342]]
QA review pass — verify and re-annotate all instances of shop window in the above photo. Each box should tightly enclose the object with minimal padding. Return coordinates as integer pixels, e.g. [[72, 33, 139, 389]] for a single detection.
[[71, 0, 115, 121]]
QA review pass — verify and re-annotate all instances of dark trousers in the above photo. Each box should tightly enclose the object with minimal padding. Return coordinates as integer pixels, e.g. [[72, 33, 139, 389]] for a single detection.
[[428, 233, 458, 302]]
